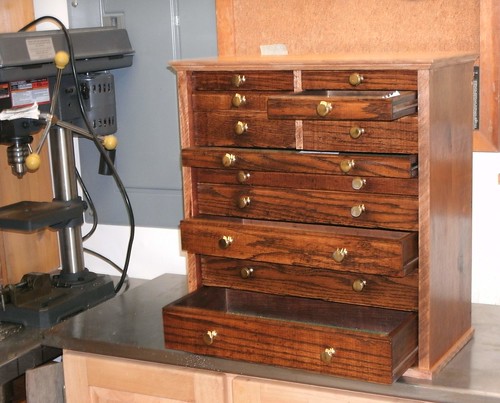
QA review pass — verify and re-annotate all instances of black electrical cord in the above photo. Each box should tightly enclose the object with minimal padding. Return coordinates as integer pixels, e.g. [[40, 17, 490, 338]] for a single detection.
[[75, 168, 98, 241], [19, 16, 135, 294]]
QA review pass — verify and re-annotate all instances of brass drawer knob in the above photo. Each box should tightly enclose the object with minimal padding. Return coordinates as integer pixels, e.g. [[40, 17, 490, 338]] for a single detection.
[[237, 196, 251, 209], [348, 72, 364, 87], [320, 347, 336, 364], [231, 74, 246, 87], [240, 267, 254, 279], [232, 93, 246, 107], [332, 247, 348, 263], [349, 126, 365, 139], [340, 159, 355, 173], [351, 177, 366, 190], [316, 100, 333, 117], [218, 235, 233, 249], [237, 171, 251, 183], [222, 153, 236, 167], [234, 121, 248, 135], [203, 330, 218, 345], [352, 279, 367, 292], [351, 204, 366, 218]]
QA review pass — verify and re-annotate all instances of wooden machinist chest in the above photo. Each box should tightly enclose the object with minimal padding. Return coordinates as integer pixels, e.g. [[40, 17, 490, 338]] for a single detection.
[[163, 54, 475, 384]]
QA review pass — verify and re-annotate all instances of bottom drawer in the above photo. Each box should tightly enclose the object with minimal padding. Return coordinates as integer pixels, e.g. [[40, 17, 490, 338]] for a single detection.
[[163, 287, 418, 384]]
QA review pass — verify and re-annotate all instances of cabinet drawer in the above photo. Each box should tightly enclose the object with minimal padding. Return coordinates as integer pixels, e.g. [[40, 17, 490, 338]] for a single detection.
[[196, 184, 419, 231], [200, 256, 419, 311], [183, 148, 418, 178], [194, 168, 419, 196], [302, 115, 418, 154], [163, 287, 418, 384], [301, 70, 418, 90], [191, 71, 295, 91], [180, 217, 418, 276], [268, 90, 417, 121], [192, 92, 279, 111], [193, 111, 296, 148]]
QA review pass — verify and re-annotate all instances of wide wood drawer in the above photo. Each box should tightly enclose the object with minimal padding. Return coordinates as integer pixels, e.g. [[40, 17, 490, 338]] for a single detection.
[[193, 92, 284, 111], [180, 217, 418, 277], [268, 90, 417, 121], [196, 184, 419, 231], [200, 256, 419, 311], [183, 148, 418, 178], [302, 115, 418, 154], [163, 287, 418, 384], [191, 70, 295, 91], [301, 70, 418, 90], [193, 111, 296, 148], [194, 168, 419, 196]]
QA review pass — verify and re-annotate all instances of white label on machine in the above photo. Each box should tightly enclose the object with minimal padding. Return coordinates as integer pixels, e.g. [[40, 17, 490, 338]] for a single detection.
[[26, 37, 55, 61], [10, 79, 50, 108]]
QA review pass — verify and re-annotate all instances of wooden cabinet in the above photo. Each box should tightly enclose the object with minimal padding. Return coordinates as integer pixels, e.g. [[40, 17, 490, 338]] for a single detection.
[[163, 54, 475, 383]]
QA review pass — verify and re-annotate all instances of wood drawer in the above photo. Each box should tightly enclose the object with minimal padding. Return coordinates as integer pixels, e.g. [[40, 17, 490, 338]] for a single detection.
[[183, 148, 418, 178], [268, 90, 417, 121], [194, 168, 419, 196], [193, 111, 296, 148], [301, 70, 418, 90], [192, 92, 283, 111], [163, 287, 418, 384], [302, 115, 418, 154], [200, 256, 419, 311], [180, 217, 418, 277], [196, 184, 419, 231], [191, 71, 295, 91]]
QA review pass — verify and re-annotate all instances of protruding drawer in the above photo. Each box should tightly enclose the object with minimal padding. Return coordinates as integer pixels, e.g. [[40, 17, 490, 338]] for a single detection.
[[196, 183, 419, 231], [193, 111, 296, 148], [163, 287, 418, 384], [302, 115, 418, 154], [267, 90, 417, 121], [180, 217, 418, 277], [301, 70, 418, 90], [182, 148, 418, 178], [200, 256, 419, 311], [191, 71, 294, 91]]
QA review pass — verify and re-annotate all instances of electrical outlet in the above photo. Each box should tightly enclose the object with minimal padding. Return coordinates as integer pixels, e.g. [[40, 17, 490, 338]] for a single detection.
[[103, 14, 125, 29]]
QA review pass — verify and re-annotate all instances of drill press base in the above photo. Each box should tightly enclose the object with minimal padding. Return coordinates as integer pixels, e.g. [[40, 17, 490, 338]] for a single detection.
[[0, 272, 115, 328]]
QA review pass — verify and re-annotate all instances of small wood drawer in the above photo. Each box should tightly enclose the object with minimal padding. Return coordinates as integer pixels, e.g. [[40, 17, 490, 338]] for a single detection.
[[191, 70, 295, 91], [180, 217, 418, 277], [302, 115, 418, 154], [163, 287, 418, 384], [196, 184, 419, 231], [268, 90, 417, 121], [194, 168, 419, 196], [301, 70, 418, 90], [192, 92, 280, 111], [182, 148, 418, 178], [193, 111, 296, 148], [200, 256, 419, 311]]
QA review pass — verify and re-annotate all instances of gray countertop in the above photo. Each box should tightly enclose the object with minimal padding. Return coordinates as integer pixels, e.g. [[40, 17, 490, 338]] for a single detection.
[[42, 273, 500, 403]]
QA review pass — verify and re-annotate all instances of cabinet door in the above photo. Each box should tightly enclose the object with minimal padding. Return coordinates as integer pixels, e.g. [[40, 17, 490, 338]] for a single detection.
[[232, 376, 429, 403], [63, 350, 228, 403]]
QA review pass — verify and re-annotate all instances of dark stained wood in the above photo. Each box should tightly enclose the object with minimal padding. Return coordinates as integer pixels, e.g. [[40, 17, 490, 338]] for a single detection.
[[192, 70, 295, 91], [195, 183, 419, 231], [163, 287, 418, 384], [180, 217, 418, 277], [201, 256, 419, 311], [182, 148, 418, 178]]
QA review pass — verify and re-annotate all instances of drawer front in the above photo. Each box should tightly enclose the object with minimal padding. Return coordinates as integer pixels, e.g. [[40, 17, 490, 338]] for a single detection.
[[191, 71, 295, 91], [302, 115, 418, 154], [200, 256, 419, 311], [194, 168, 419, 196], [301, 70, 418, 90], [183, 148, 418, 178], [193, 111, 296, 148], [267, 91, 417, 121], [163, 287, 418, 384], [192, 92, 278, 111], [180, 218, 418, 276], [196, 184, 419, 231]]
